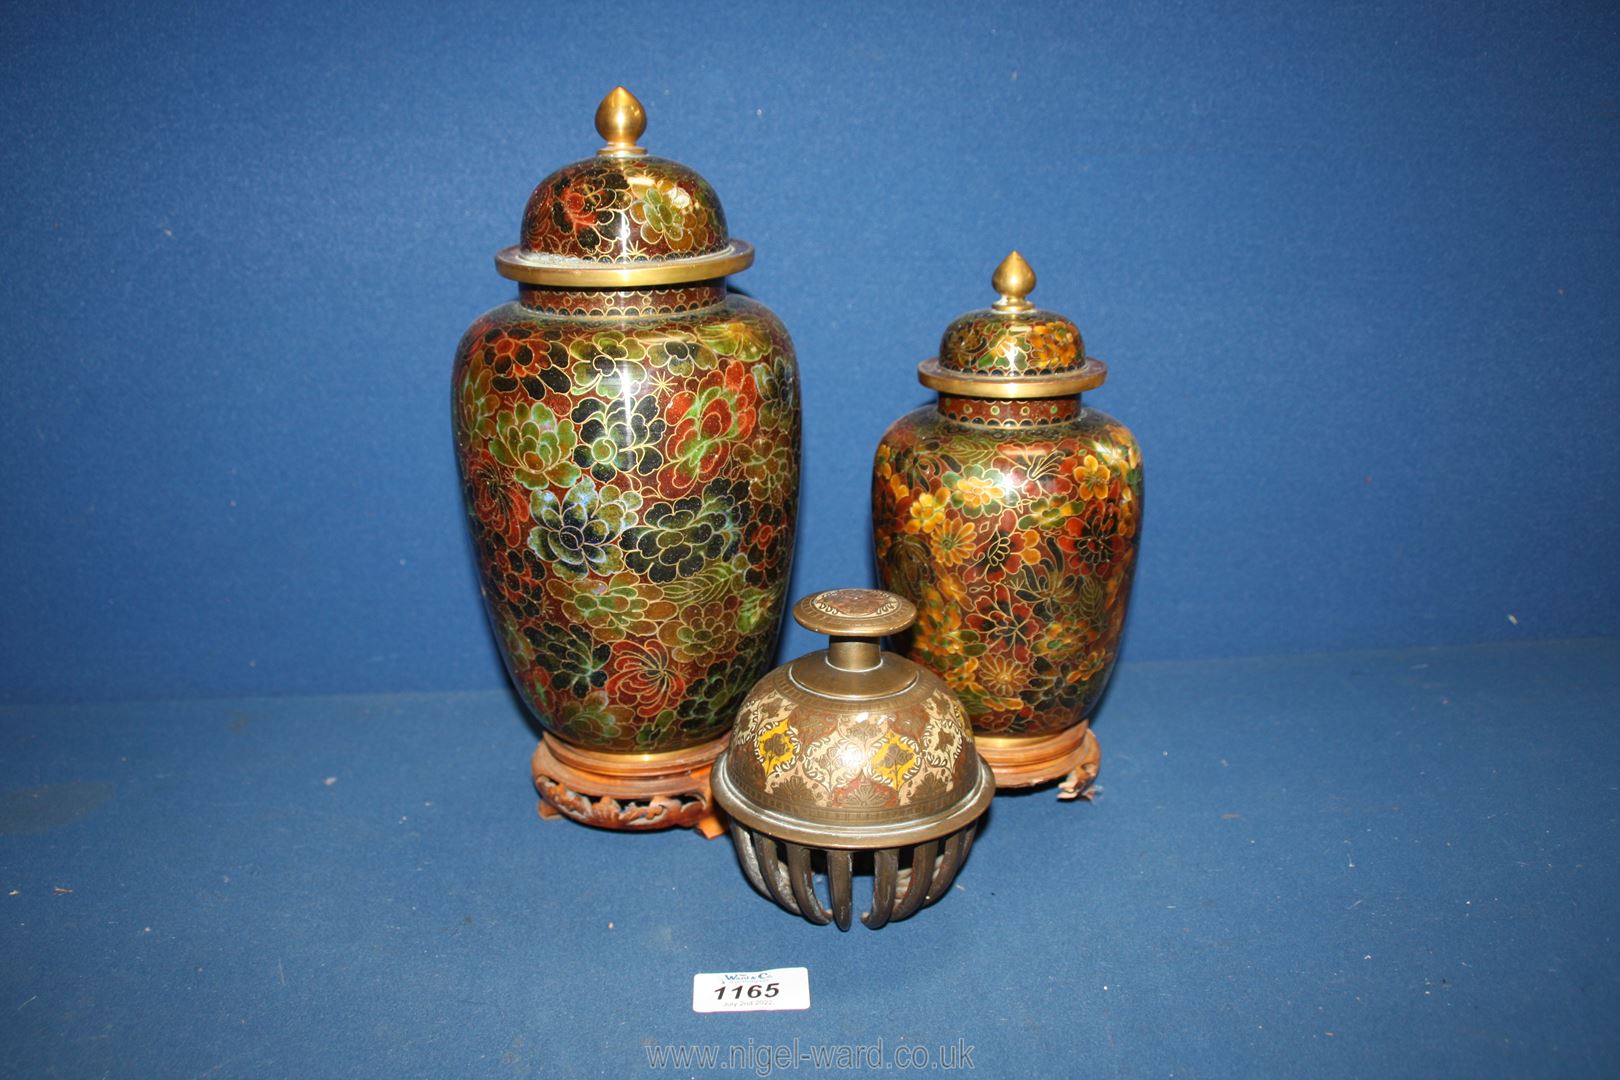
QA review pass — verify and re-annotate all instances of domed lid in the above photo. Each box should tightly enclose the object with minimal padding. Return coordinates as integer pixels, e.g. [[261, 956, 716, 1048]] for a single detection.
[[918, 251, 1109, 399], [711, 589, 994, 849], [494, 87, 755, 288]]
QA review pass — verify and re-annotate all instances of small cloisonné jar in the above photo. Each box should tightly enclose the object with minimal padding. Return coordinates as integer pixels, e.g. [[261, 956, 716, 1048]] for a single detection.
[[451, 88, 800, 836], [871, 252, 1142, 799], [712, 589, 994, 930]]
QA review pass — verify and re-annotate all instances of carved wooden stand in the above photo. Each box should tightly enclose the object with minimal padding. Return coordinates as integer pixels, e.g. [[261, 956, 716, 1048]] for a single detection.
[[531, 733, 727, 838], [974, 721, 1100, 800]]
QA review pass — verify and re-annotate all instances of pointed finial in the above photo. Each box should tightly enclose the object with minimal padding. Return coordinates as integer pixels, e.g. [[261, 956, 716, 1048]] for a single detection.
[[991, 250, 1036, 312], [595, 86, 647, 156]]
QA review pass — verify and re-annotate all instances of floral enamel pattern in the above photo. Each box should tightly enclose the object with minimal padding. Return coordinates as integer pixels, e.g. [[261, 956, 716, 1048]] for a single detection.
[[520, 156, 728, 263], [519, 283, 724, 319], [938, 395, 1078, 426], [453, 290, 799, 754], [728, 673, 974, 821], [873, 405, 1142, 738], [939, 308, 1084, 375]]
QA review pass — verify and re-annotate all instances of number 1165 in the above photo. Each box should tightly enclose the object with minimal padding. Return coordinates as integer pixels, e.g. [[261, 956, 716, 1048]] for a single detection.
[[715, 983, 779, 1001]]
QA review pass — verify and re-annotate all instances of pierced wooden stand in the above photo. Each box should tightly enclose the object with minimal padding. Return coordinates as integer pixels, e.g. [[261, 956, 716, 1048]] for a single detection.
[[531, 733, 727, 838], [974, 721, 1100, 800]]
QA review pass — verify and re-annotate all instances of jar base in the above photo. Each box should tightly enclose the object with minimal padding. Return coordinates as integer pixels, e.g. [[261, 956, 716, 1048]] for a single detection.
[[974, 722, 1100, 799], [530, 733, 728, 838]]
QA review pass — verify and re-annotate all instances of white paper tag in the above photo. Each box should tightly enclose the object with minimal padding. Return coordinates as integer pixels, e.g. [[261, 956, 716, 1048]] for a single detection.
[[691, 967, 810, 1013]]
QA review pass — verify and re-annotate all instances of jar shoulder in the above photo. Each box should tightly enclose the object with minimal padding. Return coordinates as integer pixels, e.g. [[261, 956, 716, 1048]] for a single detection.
[[453, 292, 799, 392], [876, 403, 1140, 464], [457, 293, 790, 345]]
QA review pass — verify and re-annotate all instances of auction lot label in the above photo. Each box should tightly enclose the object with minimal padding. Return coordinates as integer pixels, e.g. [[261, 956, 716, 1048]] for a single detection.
[[691, 967, 810, 1013]]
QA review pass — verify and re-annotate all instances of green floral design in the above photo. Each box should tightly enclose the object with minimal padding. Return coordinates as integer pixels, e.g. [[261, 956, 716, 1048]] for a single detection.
[[631, 185, 691, 247], [528, 478, 642, 578], [622, 479, 749, 584], [556, 691, 628, 743], [661, 552, 750, 608], [452, 295, 800, 757], [550, 571, 672, 642], [655, 338, 702, 377], [1016, 492, 1079, 531], [697, 320, 770, 364], [634, 708, 681, 749], [460, 367, 499, 440], [490, 401, 580, 490], [674, 649, 767, 741], [523, 155, 727, 262], [571, 396, 666, 482], [940, 464, 1008, 519], [941, 312, 1082, 375], [534, 624, 609, 698], [750, 355, 797, 435], [656, 601, 735, 663], [667, 382, 748, 483], [735, 586, 779, 634], [741, 435, 795, 504], [498, 611, 536, 671], [568, 331, 648, 397]]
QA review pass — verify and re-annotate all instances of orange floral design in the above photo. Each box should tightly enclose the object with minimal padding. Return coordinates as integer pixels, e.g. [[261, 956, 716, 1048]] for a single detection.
[[1074, 453, 1112, 501], [932, 520, 976, 566], [936, 571, 970, 609], [1069, 648, 1109, 684], [905, 488, 950, 535], [603, 640, 687, 714], [1024, 320, 1080, 371], [979, 655, 1029, 697], [949, 473, 1000, 513], [873, 400, 1141, 738]]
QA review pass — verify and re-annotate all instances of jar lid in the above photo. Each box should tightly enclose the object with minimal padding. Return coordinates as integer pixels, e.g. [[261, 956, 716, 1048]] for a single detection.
[[711, 589, 994, 849], [917, 251, 1108, 399], [494, 87, 755, 288]]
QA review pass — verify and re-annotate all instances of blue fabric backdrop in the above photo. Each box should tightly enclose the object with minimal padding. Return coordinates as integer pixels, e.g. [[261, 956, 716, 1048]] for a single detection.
[[2, 0, 1616, 703]]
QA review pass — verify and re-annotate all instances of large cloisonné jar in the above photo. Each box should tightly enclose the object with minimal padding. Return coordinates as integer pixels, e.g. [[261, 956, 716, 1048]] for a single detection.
[[872, 252, 1141, 799], [452, 88, 799, 835]]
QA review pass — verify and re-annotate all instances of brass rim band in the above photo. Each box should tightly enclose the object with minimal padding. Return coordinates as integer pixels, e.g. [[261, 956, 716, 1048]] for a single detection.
[[917, 356, 1108, 399], [974, 721, 1091, 764], [495, 241, 755, 287], [712, 753, 996, 851], [543, 731, 730, 778]]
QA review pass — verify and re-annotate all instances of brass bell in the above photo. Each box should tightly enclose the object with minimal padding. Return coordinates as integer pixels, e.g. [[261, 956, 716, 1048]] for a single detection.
[[711, 589, 994, 929]]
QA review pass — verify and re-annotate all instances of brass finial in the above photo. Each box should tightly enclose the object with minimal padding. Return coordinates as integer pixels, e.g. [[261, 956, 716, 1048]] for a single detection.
[[991, 250, 1036, 312], [594, 86, 647, 156]]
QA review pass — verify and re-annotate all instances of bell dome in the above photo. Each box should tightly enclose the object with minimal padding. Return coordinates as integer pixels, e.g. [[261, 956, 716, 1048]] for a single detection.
[[717, 589, 991, 844]]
